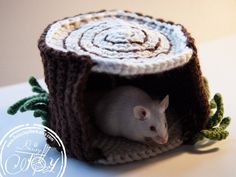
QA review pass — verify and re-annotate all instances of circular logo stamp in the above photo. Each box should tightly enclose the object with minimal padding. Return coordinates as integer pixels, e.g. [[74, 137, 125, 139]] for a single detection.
[[0, 124, 67, 177]]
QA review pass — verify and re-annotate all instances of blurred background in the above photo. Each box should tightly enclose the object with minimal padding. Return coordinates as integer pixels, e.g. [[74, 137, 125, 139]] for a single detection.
[[0, 0, 236, 86]]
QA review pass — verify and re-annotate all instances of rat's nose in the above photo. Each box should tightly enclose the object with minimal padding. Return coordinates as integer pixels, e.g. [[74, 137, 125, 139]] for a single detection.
[[159, 134, 168, 144], [159, 137, 168, 144], [152, 134, 168, 144]]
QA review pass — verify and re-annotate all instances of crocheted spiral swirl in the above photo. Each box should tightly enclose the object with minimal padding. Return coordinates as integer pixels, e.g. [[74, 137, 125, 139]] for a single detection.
[[46, 10, 193, 75]]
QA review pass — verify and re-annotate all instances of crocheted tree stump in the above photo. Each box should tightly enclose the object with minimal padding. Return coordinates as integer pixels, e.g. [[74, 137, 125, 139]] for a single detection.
[[37, 9, 211, 164], [8, 10, 231, 165]]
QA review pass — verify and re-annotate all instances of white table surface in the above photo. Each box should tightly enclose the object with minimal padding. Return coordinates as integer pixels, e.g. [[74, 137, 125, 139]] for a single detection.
[[1, 34, 236, 177]]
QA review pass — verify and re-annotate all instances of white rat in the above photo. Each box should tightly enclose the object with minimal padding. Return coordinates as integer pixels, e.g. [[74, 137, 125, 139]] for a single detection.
[[94, 86, 169, 145]]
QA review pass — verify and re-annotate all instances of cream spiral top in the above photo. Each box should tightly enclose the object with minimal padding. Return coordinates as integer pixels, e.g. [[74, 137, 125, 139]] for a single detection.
[[46, 10, 193, 75]]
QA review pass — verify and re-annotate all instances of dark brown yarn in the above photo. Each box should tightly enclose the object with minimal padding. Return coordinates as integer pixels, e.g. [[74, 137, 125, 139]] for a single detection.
[[39, 28, 99, 160], [38, 10, 210, 162]]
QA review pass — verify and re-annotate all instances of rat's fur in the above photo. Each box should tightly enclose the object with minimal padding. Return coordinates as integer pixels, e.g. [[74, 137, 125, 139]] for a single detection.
[[94, 86, 169, 144]]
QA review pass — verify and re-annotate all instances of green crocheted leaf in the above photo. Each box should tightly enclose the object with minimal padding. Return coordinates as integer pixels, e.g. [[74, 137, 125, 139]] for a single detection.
[[7, 95, 39, 115], [20, 103, 47, 112], [32, 86, 47, 94], [219, 117, 231, 130], [29, 76, 42, 89], [34, 110, 47, 120], [7, 76, 49, 126], [210, 99, 217, 109], [200, 117, 231, 140], [201, 129, 229, 140], [23, 96, 48, 110], [207, 93, 224, 128], [193, 77, 231, 144]]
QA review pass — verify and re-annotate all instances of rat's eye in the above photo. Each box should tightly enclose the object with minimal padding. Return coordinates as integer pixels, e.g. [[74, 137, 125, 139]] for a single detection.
[[150, 126, 156, 132], [141, 110, 146, 117]]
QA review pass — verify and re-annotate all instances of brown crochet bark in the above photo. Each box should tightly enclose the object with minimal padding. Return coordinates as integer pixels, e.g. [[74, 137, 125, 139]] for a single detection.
[[38, 10, 210, 162]]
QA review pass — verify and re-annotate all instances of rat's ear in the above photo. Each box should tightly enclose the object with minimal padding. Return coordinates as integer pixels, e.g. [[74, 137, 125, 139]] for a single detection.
[[133, 106, 150, 121], [159, 95, 169, 113]]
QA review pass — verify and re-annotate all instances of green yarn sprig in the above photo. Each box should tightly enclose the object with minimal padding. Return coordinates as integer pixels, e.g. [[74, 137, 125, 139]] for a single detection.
[[193, 77, 231, 143], [7, 76, 49, 126], [201, 117, 230, 140], [207, 93, 224, 128]]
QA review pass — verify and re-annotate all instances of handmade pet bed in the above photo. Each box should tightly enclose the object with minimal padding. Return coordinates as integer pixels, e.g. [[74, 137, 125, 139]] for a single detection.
[[8, 10, 231, 165]]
